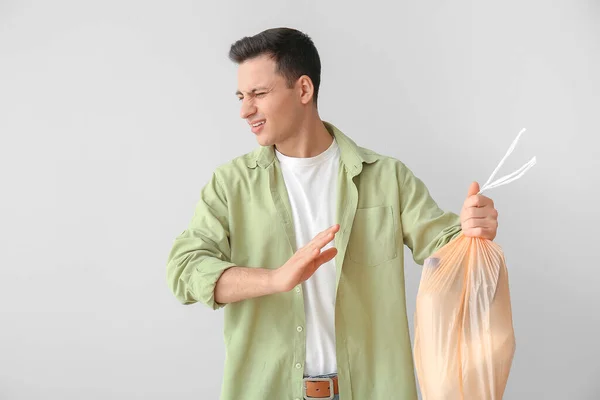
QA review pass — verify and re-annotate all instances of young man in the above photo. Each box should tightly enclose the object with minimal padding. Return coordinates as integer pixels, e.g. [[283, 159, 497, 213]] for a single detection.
[[166, 27, 498, 400]]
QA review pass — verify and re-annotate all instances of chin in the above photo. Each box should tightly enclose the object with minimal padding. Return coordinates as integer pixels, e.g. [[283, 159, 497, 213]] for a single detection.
[[256, 135, 275, 147]]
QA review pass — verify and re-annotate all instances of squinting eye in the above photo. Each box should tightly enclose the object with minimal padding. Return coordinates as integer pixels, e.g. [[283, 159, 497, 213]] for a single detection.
[[237, 98, 243, 102], [255, 93, 266, 97]]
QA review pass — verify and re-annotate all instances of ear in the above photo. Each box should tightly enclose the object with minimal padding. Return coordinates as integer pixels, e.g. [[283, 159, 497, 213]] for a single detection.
[[297, 75, 315, 105]]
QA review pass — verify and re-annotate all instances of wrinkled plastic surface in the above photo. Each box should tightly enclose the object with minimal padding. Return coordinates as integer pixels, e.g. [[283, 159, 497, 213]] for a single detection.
[[414, 232, 516, 400]]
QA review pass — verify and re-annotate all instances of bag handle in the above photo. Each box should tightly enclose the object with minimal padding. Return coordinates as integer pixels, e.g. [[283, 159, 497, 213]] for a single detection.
[[478, 128, 537, 195]]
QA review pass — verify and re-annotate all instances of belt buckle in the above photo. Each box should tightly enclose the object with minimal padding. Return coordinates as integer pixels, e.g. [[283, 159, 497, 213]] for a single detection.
[[303, 377, 334, 400]]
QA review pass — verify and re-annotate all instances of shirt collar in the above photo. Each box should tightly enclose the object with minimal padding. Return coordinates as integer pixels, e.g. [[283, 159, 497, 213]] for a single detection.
[[245, 121, 379, 175]]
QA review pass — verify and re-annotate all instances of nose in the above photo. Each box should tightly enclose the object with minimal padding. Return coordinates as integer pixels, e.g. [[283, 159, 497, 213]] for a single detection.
[[240, 98, 257, 120]]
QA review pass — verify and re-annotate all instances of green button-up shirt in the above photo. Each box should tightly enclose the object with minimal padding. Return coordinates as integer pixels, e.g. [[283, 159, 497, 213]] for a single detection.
[[166, 122, 462, 399]]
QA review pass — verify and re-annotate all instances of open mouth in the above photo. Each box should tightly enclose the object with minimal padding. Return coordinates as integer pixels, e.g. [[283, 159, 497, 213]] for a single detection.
[[250, 120, 266, 134]]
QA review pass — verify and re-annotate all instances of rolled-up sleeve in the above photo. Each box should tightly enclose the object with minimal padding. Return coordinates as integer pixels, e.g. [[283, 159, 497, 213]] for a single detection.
[[166, 172, 236, 309], [397, 161, 462, 266]]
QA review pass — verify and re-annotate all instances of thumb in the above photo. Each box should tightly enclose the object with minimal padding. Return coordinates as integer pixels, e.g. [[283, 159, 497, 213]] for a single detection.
[[467, 181, 480, 198], [316, 247, 338, 266]]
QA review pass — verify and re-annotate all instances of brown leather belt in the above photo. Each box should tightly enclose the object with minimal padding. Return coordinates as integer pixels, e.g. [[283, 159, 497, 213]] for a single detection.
[[303, 375, 339, 399]]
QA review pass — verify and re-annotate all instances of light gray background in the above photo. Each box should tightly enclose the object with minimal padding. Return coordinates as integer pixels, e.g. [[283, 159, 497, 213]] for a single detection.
[[1, 0, 598, 399]]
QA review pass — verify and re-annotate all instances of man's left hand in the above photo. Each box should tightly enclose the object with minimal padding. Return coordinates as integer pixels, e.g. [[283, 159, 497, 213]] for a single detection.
[[460, 181, 498, 240]]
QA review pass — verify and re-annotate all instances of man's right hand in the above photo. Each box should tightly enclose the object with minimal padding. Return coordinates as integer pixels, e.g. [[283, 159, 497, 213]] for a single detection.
[[271, 224, 340, 292], [213, 224, 340, 305]]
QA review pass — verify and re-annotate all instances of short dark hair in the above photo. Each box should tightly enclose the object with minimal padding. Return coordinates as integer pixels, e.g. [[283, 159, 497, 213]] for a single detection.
[[229, 27, 321, 103]]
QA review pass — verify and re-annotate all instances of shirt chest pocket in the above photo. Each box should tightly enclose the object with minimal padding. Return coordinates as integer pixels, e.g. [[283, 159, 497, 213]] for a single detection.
[[347, 205, 398, 267]]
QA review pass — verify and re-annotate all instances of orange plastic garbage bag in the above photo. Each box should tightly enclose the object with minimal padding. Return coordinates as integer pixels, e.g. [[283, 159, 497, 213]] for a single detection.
[[413, 128, 536, 400], [414, 234, 515, 400]]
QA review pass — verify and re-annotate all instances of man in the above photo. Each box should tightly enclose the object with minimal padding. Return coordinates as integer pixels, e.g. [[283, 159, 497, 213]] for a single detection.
[[166, 27, 498, 400]]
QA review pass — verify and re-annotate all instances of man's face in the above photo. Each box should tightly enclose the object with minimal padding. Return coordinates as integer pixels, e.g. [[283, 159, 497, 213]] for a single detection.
[[236, 54, 302, 147]]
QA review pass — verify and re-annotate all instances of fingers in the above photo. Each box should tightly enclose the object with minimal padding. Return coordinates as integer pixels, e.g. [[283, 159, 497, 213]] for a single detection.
[[464, 194, 494, 209], [462, 216, 498, 231], [305, 224, 340, 253], [295, 225, 339, 269], [299, 246, 321, 264], [301, 247, 338, 282], [462, 206, 498, 221]]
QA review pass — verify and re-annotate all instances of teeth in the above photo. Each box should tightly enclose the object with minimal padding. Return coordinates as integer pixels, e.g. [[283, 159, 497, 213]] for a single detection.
[[252, 121, 265, 127]]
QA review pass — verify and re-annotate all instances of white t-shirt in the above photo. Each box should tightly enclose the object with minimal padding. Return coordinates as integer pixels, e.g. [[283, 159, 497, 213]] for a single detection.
[[275, 138, 340, 377]]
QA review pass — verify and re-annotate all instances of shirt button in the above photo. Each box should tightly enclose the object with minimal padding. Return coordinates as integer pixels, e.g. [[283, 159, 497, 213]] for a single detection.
[[295, 286, 301, 293], [295, 363, 302, 369], [297, 326, 303, 332]]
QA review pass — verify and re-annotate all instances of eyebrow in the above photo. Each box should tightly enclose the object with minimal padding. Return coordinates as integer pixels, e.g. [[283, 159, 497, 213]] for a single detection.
[[235, 87, 270, 96]]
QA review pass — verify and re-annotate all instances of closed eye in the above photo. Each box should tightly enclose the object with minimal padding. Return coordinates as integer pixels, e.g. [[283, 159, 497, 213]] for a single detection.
[[236, 90, 268, 101]]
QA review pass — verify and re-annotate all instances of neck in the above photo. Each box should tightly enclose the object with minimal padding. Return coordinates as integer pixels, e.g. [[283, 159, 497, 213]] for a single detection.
[[274, 111, 333, 158]]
